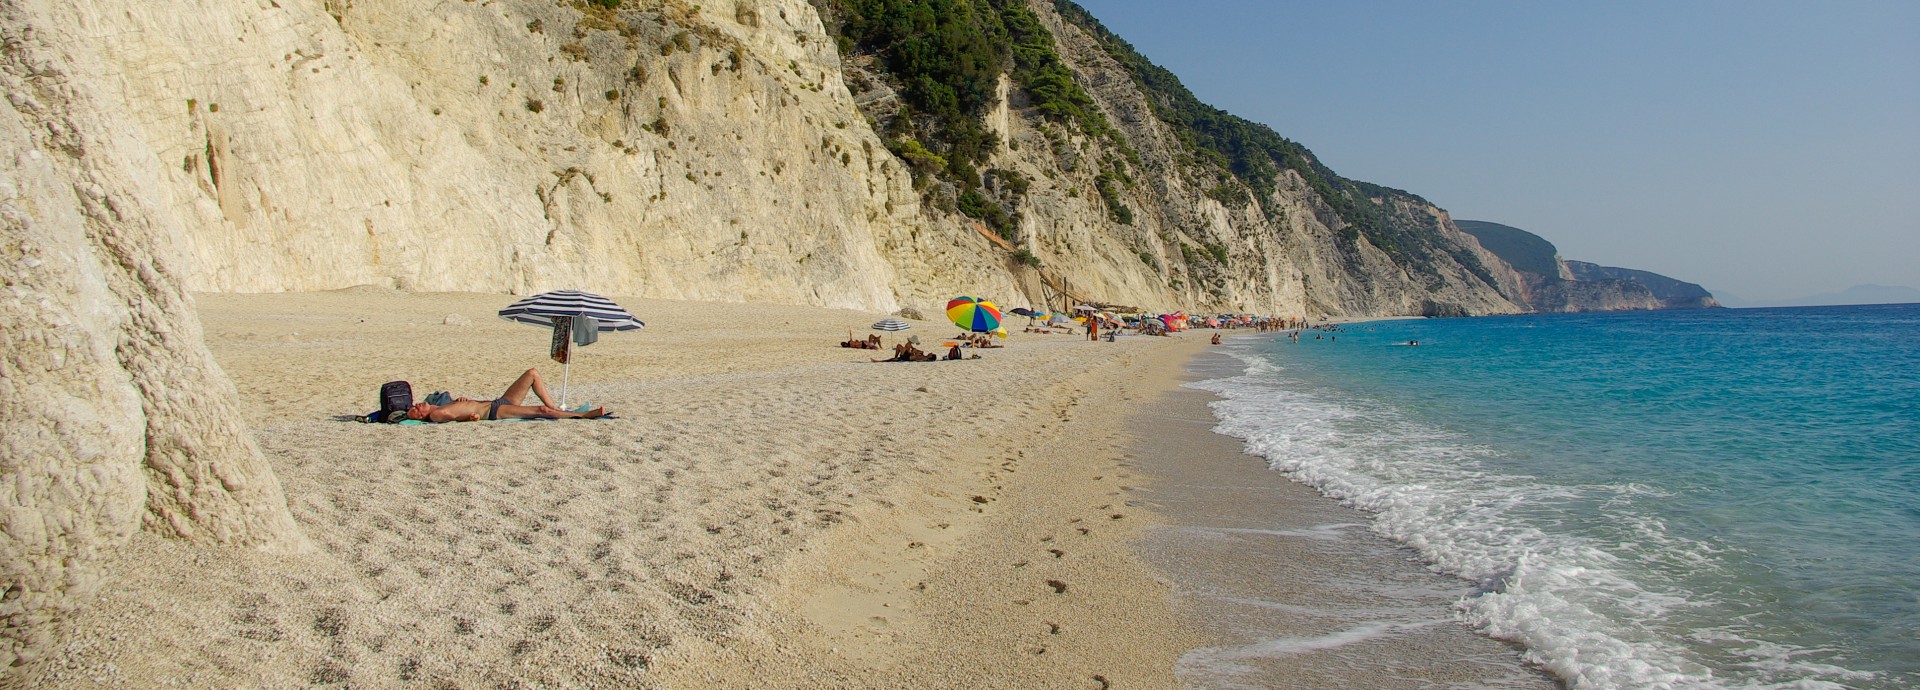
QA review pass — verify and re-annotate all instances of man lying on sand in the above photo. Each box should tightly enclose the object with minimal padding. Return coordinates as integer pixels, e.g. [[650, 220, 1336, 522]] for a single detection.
[[406, 368, 607, 422]]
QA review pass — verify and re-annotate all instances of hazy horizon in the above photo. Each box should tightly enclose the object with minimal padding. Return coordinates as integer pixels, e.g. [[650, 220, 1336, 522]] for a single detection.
[[1069, 0, 1920, 303]]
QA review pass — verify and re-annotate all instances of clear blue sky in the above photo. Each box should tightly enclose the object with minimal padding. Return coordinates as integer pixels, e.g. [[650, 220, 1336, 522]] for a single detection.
[[1069, 0, 1920, 304]]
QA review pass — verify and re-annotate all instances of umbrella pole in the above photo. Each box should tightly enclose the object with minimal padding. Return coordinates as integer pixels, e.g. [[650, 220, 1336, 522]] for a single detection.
[[561, 358, 571, 408]]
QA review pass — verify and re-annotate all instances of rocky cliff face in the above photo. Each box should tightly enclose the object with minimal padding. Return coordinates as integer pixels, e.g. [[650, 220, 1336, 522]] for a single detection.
[[1458, 220, 1719, 312], [1, 0, 1526, 317], [2, 0, 307, 667], [1566, 261, 1720, 310], [16, 0, 1048, 311], [973, 2, 1523, 317]]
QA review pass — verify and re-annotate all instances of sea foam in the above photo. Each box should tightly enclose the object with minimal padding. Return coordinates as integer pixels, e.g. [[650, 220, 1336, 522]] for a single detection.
[[1193, 352, 1729, 689]]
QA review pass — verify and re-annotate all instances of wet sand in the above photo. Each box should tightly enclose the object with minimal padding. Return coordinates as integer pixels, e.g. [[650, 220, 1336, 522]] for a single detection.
[[1126, 347, 1561, 689]]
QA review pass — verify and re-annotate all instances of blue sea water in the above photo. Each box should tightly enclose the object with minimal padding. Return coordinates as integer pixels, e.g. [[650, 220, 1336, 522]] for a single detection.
[[1194, 304, 1920, 689]]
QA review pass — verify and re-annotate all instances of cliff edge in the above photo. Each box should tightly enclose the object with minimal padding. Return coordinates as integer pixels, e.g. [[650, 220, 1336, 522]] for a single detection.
[[1457, 220, 1719, 312]]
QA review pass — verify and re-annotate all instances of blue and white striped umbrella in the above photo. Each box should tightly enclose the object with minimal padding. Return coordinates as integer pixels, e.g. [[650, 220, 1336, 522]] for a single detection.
[[497, 289, 641, 408], [498, 290, 644, 330], [871, 318, 912, 332]]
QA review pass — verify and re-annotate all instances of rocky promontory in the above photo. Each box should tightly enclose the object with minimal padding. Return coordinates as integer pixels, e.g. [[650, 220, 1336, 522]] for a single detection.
[[1457, 220, 1719, 312]]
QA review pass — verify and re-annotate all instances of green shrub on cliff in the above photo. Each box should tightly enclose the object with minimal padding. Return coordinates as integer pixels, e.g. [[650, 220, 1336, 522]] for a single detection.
[[820, 0, 1113, 192]]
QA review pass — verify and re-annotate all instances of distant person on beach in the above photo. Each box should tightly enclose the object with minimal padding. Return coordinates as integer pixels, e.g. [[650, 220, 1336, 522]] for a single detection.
[[872, 342, 940, 362], [405, 368, 606, 422], [840, 331, 882, 349], [1211, 333, 1222, 345], [1087, 317, 1100, 342]]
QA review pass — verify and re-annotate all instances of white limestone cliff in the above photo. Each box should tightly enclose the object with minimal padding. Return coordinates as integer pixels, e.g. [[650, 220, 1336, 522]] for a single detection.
[[2, 0, 307, 667]]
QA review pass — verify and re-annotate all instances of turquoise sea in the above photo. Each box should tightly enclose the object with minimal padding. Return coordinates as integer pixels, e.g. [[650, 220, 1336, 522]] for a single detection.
[[1196, 304, 1920, 689]]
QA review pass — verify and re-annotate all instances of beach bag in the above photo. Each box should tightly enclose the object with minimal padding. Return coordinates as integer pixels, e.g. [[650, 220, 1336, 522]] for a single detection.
[[378, 380, 413, 423]]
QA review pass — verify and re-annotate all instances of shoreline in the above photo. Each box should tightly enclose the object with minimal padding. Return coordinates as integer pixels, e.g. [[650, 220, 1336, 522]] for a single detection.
[[1126, 345, 1559, 688]]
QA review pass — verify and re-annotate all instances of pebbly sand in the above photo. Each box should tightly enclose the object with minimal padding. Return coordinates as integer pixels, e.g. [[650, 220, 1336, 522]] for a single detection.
[[23, 290, 1555, 688], [23, 289, 1211, 688]]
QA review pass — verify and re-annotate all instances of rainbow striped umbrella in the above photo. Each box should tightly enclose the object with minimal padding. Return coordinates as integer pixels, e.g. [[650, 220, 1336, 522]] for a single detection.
[[946, 296, 1003, 333]]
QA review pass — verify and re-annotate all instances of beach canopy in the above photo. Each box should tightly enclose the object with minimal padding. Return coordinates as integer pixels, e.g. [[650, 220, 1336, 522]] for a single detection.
[[946, 296, 1003, 333], [871, 318, 911, 332], [498, 289, 641, 407], [499, 290, 645, 330], [1009, 307, 1036, 317]]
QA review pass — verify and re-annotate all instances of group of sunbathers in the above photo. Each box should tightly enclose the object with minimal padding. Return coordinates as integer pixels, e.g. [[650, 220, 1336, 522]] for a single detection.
[[956, 333, 1003, 348], [869, 342, 982, 362]]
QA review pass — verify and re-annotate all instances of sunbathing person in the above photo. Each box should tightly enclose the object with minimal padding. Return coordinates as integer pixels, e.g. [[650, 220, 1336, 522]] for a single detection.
[[872, 343, 915, 362], [405, 368, 607, 422], [840, 330, 882, 349], [872, 343, 944, 362]]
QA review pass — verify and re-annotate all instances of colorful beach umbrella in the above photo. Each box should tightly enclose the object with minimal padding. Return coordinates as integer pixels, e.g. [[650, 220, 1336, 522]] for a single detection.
[[871, 318, 911, 332], [946, 296, 1003, 333]]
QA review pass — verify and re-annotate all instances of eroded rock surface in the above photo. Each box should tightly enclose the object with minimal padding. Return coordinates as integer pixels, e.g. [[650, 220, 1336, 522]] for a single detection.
[[2, 2, 303, 669]]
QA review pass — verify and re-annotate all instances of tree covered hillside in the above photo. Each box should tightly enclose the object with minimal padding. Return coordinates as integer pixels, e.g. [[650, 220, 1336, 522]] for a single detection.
[[1049, 0, 1496, 286], [1455, 220, 1564, 279]]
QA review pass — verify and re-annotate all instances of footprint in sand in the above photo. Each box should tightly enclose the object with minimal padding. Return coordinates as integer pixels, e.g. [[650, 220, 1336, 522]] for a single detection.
[[1048, 548, 1064, 558]]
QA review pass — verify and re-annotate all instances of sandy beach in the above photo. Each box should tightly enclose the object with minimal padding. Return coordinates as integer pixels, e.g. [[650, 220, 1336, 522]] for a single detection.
[[20, 290, 1559, 688], [22, 289, 1214, 688]]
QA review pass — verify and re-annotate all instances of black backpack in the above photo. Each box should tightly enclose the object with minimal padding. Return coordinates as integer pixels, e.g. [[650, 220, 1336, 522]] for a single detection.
[[378, 381, 413, 423]]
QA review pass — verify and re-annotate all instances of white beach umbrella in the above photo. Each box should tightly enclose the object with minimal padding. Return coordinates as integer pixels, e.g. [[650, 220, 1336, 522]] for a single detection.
[[871, 318, 912, 332]]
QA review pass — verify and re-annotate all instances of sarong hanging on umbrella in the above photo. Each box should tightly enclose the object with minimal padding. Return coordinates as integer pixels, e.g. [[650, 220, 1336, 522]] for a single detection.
[[498, 290, 643, 407]]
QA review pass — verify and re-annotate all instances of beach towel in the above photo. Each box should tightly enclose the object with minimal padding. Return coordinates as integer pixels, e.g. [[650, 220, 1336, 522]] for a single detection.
[[387, 403, 615, 424]]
